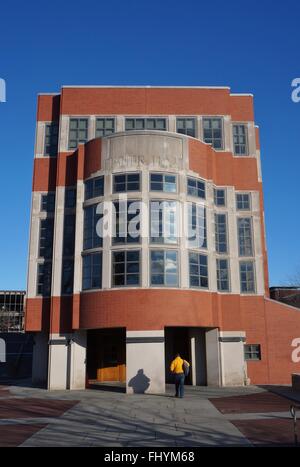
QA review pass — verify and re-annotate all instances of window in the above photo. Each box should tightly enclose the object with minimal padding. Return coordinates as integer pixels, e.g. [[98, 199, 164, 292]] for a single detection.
[[65, 188, 76, 209], [112, 250, 140, 287], [150, 250, 178, 287], [236, 193, 251, 211], [150, 200, 178, 244], [176, 118, 196, 137], [187, 177, 205, 199], [41, 193, 55, 213], [63, 214, 76, 256], [37, 262, 52, 296], [240, 261, 256, 293], [113, 173, 140, 193], [113, 201, 141, 244], [203, 118, 223, 149], [150, 173, 177, 193], [68, 118, 89, 149], [125, 118, 167, 131], [39, 218, 54, 259], [214, 189, 226, 207], [244, 344, 261, 361], [83, 205, 102, 250], [82, 252, 102, 290], [233, 124, 248, 156], [61, 259, 74, 295], [216, 258, 230, 292], [95, 118, 115, 137], [238, 218, 253, 256], [189, 252, 208, 289], [44, 123, 58, 156], [85, 177, 104, 200], [187, 203, 207, 249], [215, 214, 228, 254]]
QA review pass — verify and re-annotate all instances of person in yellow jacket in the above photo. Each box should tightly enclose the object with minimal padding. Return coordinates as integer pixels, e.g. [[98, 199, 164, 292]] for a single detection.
[[170, 353, 190, 398]]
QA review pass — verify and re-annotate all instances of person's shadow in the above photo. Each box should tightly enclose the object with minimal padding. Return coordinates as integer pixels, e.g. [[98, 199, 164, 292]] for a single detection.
[[128, 369, 150, 394]]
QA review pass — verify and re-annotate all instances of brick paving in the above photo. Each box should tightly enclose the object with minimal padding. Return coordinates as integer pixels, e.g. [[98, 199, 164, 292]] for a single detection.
[[231, 419, 296, 446], [0, 424, 47, 447], [0, 398, 78, 419], [209, 392, 293, 414]]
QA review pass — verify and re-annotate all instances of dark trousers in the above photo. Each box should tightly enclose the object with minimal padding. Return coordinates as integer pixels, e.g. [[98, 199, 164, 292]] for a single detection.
[[175, 373, 185, 398]]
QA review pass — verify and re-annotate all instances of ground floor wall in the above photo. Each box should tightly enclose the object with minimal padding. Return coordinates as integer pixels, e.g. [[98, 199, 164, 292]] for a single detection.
[[32, 326, 252, 392], [27, 292, 300, 389]]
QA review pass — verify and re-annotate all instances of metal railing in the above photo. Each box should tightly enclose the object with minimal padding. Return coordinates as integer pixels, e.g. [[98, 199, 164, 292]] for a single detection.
[[290, 405, 300, 445]]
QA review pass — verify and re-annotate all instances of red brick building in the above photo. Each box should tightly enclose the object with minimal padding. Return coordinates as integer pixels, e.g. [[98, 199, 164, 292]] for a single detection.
[[25, 86, 300, 392]]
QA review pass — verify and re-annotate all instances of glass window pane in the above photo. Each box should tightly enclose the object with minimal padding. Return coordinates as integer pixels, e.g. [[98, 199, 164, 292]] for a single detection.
[[136, 119, 144, 130]]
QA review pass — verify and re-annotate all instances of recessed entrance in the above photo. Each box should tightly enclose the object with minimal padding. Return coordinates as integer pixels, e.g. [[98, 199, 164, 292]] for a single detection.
[[87, 328, 126, 383], [165, 327, 207, 386]]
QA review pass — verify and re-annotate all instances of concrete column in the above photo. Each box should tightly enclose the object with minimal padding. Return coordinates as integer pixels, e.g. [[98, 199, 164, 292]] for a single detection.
[[248, 122, 256, 157], [59, 115, 69, 153], [189, 328, 207, 386], [51, 187, 65, 296], [32, 332, 48, 387], [69, 330, 87, 390], [89, 116, 96, 140], [205, 328, 221, 386], [126, 330, 165, 394], [168, 116, 176, 133], [224, 115, 232, 152], [48, 334, 71, 390], [27, 192, 42, 299], [116, 116, 124, 132], [35, 122, 46, 158], [219, 331, 246, 386]]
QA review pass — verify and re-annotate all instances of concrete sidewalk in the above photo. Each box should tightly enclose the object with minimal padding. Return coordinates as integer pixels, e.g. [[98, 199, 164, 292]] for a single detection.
[[0, 383, 299, 447]]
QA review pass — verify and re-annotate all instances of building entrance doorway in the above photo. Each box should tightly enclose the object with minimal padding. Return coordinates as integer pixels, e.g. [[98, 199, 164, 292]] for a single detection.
[[165, 327, 207, 386], [87, 328, 126, 383]]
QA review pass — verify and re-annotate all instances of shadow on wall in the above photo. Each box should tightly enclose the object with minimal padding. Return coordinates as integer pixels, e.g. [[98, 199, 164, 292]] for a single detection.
[[128, 369, 151, 394]]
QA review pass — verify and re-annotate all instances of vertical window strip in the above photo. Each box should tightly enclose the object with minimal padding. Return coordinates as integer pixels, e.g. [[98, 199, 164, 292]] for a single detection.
[[82, 252, 102, 290], [216, 258, 230, 292], [203, 117, 224, 149], [83, 205, 103, 250], [112, 250, 140, 287], [215, 213, 228, 254], [150, 250, 178, 287], [176, 118, 196, 137], [214, 189, 226, 207], [113, 201, 141, 244], [233, 124, 248, 156], [44, 123, 59, 156], [236, 193, 251, 211], [188, 203, 207, 249], [240, 261, 256, 293], [189, 252, 208, 289], [41, 193, 55, 213], [150, 200, 178, 245], [68, 118, 89, 149], [238, 217, 253, 256], [37, 262, 52, 296], [187, 177, 206, 199]]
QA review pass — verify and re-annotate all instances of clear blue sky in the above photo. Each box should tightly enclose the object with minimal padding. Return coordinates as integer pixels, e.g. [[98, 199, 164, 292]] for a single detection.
[[0, 0, 299, 290]]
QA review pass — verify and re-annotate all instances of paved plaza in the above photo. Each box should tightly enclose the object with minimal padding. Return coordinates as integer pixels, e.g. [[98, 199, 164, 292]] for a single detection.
[[0, 382, 299, 447]]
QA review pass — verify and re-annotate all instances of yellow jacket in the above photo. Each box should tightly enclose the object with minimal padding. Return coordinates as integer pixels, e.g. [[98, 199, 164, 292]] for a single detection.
[[170, 356, 190, 374]]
